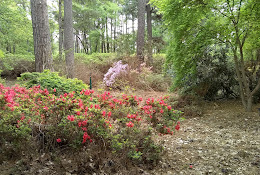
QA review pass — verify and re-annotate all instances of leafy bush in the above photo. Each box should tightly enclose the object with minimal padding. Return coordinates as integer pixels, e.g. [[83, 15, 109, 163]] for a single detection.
[[75, 53, 117, 65], [167, 47, 239, 100], [18, 70, 88, 95], [0, 84, 182, 169]]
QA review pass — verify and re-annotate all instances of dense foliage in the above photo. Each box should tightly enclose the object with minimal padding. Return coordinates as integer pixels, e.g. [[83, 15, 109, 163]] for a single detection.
[[17, 70, 88, 95], [152, 0, 260, 104], [0, 0, 33, 54], [0, 83, 182, 167]]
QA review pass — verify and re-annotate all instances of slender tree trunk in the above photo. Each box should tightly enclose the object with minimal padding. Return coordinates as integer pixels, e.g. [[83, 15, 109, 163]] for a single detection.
[[114, 18, 116, 52], [132, 15, 135, 53], [121, 15, 124, 35], [30, 0, 53, 72], [146, 1, 153, 65], [13, 45, 15, 54], [102, 20, 107, 53], [132, 15, 135, 34], [233, 39, 260, 112], [75, 30, 80, 53], [111, 18, 113, 52], [58, 0, 63, 61], [106, 17, 109, 53], [64, 0, 74, 78], [126, 15, 128, 34], [137, 0, 146, 63]]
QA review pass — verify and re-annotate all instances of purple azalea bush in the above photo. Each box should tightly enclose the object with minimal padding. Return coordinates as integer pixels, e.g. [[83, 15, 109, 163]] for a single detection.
[[103, 60, 128, 86]]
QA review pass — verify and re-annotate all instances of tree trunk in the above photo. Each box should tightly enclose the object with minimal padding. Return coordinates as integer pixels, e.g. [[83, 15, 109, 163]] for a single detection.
[[146, 1, 153, 65], [106, 17, 109, 53], [132, 15, 135, 34], [137, 0, 146, 63], [13, 44, 15, 54], [30, 0, 53, 72], [233, 36, 260, 112], [114, 18, 116, 52], [64, 0, 74, 78], [58, 0, 63, 61], [126, 15, 128, 34], [75, 30, 79, 53], [111, 18, 113, 52]]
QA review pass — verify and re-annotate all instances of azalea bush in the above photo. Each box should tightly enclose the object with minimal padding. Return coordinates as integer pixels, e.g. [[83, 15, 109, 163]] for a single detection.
[[103, 59, 172, 91], [103, 60, 128, 87], [0, 83, 182, 168]]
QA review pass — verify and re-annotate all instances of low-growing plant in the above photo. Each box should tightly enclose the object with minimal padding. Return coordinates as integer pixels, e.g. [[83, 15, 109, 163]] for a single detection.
[[18, 69, 88, 95], [0, 83, 182, 168]]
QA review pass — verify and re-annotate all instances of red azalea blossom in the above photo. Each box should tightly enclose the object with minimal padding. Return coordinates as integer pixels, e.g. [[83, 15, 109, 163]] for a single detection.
[[67, 115, 75, 121], [78, 122, 82, 127], [82, 120, 87, 126], [175, 124, 180, 131], [126, 121, 134, 128], [160, 108, 164, 114], [56, 138, 61, 143]]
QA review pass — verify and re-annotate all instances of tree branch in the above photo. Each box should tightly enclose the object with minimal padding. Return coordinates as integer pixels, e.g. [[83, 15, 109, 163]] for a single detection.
[[236, 0, 243, 24], [251, 78, 260, 96]]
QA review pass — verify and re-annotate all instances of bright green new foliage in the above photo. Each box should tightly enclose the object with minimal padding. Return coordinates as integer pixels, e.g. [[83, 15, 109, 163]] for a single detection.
[[18, 70, 88, 95], [152, 0, 260, 103]]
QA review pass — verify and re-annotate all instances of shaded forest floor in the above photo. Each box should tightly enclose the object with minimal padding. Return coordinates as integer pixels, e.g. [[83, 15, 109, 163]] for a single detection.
[[0, 88, 260, 175], [152, 99, 260, 175]]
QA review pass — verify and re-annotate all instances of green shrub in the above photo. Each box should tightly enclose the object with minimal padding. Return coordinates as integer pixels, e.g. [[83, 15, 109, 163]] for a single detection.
[[75, 53, 117, 65], [18, 70, 88, 95]]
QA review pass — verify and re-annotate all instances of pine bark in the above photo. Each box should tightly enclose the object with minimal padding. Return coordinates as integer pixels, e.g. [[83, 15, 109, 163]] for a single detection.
[[137, 0, 146, 63], [146, 1, 153, 65], [64, 0, 74, 78], [58, 0, 63, 61], [30, 0, 53, 72]]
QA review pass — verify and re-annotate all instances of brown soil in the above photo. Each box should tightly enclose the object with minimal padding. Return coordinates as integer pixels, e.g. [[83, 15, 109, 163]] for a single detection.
[[150, 99, 260, 175], [0, 90, 259, 175]]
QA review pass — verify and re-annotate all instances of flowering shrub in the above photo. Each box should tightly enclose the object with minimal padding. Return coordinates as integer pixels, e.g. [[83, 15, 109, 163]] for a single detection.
[[103, 60, 128, 87], [0, 83, 182, 167]]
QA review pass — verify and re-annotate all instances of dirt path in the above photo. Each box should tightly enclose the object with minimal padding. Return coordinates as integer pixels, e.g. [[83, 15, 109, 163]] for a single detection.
[[150, 100, 260, 175]]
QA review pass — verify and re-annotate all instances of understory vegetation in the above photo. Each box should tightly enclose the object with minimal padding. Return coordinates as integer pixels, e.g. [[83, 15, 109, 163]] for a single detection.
[[0, 57, 183, 173]]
